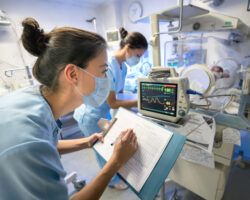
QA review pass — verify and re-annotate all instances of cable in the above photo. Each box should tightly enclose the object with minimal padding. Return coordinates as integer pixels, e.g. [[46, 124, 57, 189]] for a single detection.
[[190, 100, 211, 108], [186, 89, 203, 96], [187, 89, 211, 108], [200, 94, 237, 99], [190, 93, 237, 110]]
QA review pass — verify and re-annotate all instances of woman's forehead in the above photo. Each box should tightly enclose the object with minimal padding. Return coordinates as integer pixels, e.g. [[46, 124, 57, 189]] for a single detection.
[[132, 48, 145, 55], [86, 49, 108, 68]]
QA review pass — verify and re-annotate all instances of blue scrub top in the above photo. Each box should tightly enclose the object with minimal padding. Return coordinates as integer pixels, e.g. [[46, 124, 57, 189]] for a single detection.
[[73, 56, 127, 136], [0, 86, 68, 200], [109, 56, 127, 93]]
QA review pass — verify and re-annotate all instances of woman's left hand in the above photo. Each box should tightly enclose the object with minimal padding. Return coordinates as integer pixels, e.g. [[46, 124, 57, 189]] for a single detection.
[[87, 133, 104, 147]]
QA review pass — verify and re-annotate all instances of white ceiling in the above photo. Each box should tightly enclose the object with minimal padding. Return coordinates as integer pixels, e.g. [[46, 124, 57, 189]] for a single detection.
[[48, 0, 118, 8]]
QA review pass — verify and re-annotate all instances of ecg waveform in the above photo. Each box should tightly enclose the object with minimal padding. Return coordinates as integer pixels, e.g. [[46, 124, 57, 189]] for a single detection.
[[142, 96, 165, 105]]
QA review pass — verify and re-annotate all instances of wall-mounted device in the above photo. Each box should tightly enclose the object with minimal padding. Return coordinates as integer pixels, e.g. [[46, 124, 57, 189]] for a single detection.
[[105, 29, 120, 44], [0, 10, 10, 25]]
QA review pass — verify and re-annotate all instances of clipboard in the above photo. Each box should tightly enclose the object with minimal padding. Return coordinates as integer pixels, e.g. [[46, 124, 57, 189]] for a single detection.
[[130, 132, 185, 200], [94, 108, 186, 200]]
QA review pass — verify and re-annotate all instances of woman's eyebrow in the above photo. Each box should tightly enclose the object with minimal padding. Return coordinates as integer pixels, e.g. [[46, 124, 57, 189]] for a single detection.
[[99, 63, 109, 67], [102, 68, 108, 73]]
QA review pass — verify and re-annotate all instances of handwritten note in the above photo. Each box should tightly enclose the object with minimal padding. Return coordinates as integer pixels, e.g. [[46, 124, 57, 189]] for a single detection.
[[222, 128, 241, 146], [94, 108, 173, 192]]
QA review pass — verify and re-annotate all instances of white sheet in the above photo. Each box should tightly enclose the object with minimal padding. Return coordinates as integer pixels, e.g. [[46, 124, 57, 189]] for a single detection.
[[94, 108, 173, 192]]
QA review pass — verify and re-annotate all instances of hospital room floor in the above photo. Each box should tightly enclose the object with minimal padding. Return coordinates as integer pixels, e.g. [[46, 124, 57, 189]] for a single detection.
[[61, 148, 250, 200], [60, 114, 250, 200]]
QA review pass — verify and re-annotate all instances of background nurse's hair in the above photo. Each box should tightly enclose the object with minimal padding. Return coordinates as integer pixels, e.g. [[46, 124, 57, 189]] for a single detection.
[[119, 27, 148, 50], [21, 17, 107, 91]]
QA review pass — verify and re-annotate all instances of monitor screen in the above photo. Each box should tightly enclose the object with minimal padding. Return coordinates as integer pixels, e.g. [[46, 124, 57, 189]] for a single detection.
[[140, 82, 178, 117]]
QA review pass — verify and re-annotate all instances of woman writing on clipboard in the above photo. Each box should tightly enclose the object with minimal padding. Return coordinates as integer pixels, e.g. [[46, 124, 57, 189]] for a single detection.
[[74, 27, 147, 189]]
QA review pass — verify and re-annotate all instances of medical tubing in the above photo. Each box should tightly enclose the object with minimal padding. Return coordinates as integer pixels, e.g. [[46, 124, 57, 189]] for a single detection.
[[186, 89, 203, 96]]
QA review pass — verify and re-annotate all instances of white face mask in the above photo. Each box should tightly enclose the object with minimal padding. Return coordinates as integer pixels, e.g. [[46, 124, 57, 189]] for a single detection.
[[76, 67, 110, 107], [125, 56, 140, 66]]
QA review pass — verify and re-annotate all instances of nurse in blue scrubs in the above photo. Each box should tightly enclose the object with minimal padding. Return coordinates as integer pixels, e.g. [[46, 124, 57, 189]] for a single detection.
[[0, 18, 138, 200], [74, 27, 147, 189]]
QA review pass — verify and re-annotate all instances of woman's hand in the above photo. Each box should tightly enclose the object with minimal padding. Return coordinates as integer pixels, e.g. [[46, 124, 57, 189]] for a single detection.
[[110, 129, 138, 168], [86, 133, 104, 148], [57, 134, 103, 154]]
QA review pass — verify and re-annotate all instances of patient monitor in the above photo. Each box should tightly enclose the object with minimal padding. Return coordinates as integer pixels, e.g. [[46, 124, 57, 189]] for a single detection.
[[138, 67, 190, 123]]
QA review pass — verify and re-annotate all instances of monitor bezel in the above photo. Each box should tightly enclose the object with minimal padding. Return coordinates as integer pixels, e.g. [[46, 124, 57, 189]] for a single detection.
[[139, 81, 178, 118]]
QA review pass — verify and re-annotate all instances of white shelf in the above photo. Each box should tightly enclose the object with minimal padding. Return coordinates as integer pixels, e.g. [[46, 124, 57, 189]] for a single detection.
[[160, 4, 208, 19], [135, 4, 209, 24]]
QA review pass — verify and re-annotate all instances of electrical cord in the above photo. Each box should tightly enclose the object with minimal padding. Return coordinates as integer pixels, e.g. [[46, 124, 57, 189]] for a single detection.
[[200, 94, 237, 99], [187, 89, 211, 109], [190, 100, 211, 109], [190, 92, 237, 110], [198, 94, 236, 111]]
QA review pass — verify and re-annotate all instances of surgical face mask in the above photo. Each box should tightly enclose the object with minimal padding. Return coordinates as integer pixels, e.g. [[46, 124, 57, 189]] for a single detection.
[[77, 68, 110, 107], [125, 56, 140, 66]]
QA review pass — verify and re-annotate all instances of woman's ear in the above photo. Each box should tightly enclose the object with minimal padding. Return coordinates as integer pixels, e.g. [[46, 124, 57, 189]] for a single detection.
[[64, 64, 79, 84], [124, 44, 131, 58], [124, 44, 130, 53]]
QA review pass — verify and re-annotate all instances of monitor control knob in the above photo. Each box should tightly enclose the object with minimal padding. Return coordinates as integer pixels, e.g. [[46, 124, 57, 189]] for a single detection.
[[193, 22, 201, 30], [178, 109, 186, 117]]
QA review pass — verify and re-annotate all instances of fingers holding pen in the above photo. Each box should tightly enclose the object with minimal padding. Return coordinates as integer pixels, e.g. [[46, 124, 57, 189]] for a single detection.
[[121, 128, 135, 143]]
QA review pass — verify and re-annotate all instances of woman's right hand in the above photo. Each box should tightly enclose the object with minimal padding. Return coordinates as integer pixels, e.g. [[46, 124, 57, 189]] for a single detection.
[[110, 129, 138, 169]]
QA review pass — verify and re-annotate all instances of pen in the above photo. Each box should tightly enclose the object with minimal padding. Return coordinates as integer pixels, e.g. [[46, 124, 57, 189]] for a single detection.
[[110, 128, 134, 146], [92, 118, 117, 146]]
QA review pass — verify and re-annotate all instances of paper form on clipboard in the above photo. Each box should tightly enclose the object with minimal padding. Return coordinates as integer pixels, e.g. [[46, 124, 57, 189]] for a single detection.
[[93, 107, 173, 192]]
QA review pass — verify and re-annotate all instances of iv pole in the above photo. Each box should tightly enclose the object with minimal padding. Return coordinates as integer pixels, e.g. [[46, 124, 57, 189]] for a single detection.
[[86, 17, 97, 32]]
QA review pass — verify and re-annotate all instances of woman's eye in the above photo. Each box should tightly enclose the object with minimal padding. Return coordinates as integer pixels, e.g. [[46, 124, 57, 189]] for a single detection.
[[102, 68, 108, 73]]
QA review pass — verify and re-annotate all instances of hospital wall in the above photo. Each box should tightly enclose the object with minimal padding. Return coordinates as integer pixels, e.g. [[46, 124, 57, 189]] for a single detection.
[[0, 0, 97, 74], [95, 1, 123, 37]]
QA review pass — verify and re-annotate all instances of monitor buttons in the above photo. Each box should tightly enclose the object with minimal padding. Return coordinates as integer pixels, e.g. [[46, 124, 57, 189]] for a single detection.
[[178, 109, 186, 117]]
